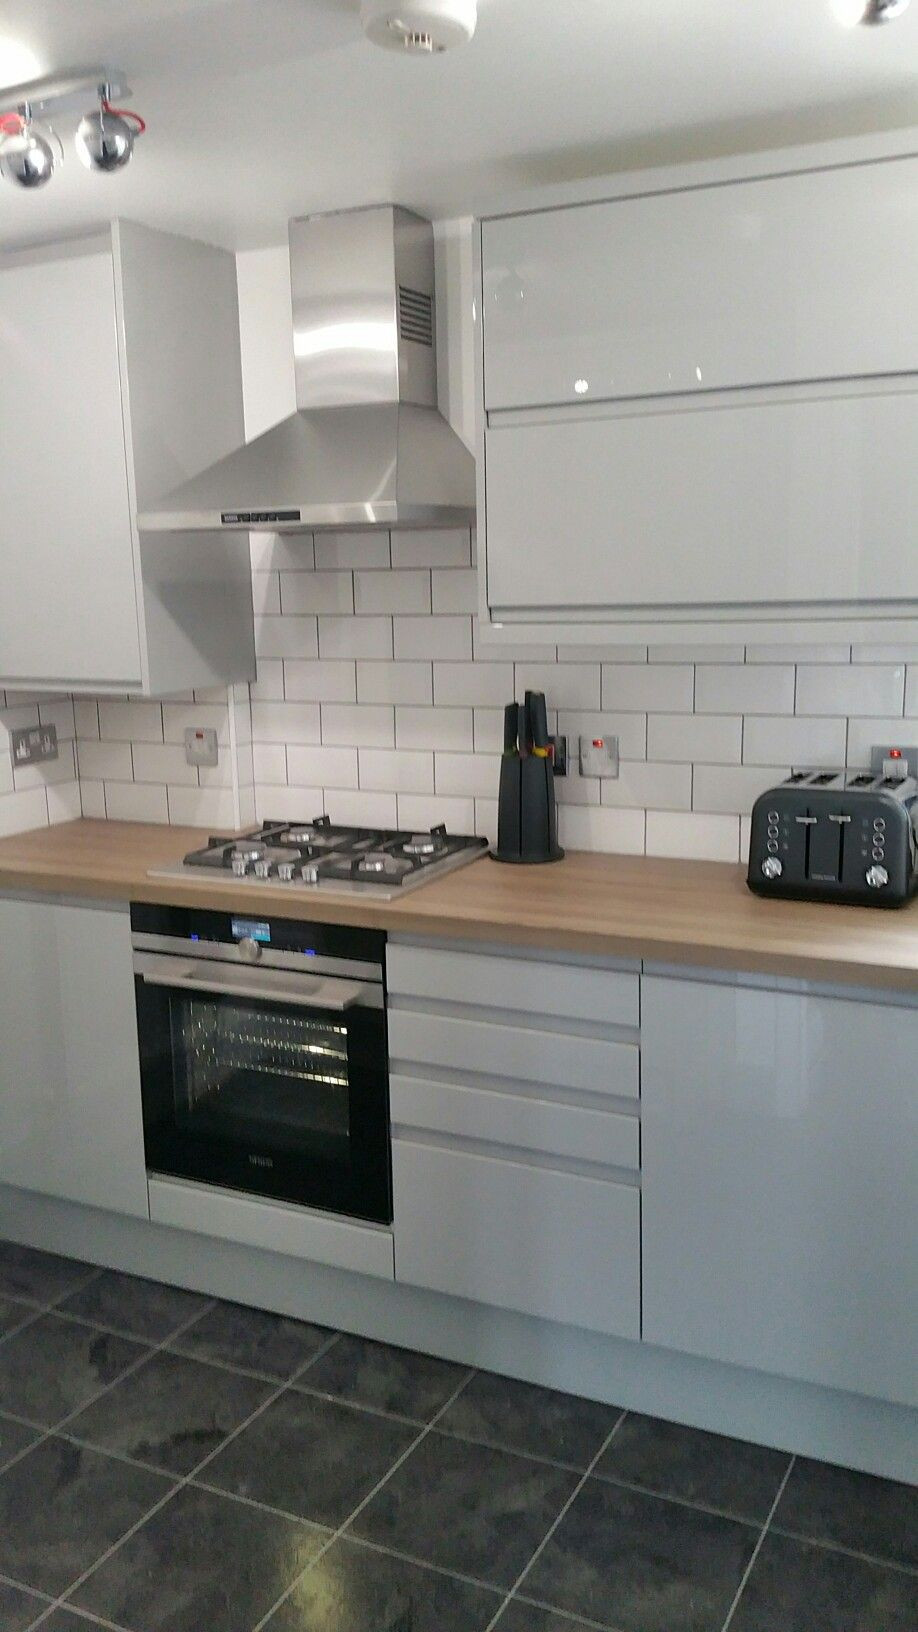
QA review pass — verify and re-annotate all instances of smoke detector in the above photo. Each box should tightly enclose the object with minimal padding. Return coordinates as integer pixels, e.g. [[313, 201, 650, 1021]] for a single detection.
[[361, 0, 477, 53]]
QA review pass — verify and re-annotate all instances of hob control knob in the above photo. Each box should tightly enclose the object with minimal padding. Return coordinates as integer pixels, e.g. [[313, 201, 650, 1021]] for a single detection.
[[238, 936, 263, 963], [761, 856, 783, 880], [865, 865, 889, 890]]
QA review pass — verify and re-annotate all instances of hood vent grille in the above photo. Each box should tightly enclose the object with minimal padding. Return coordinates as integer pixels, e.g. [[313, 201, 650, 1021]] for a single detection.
[[398, 285, 434, 348]]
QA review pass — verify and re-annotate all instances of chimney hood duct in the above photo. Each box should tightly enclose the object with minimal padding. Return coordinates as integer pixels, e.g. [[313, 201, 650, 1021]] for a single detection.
[[139, 205, 476, 534]]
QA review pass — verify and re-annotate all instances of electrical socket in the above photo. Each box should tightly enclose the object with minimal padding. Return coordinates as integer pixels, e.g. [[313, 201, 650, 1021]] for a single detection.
[[10, 724, 58, 767]]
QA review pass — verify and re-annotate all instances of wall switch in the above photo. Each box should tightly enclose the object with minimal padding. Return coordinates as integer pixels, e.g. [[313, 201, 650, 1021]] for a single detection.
[[869, 743, 918, 781], [579, 734, 619, 778], [10, 723, 58, 767], [184, 726, 219, 769]]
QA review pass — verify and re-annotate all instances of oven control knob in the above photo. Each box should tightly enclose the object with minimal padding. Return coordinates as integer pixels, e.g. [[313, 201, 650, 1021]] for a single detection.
[[761, 856, 783, 880], [238, 936, 263, 963], [865, 864, 889, 890]]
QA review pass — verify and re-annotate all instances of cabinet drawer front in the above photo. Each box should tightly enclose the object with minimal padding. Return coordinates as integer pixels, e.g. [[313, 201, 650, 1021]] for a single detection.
[[391, 1074, 640, 1171], [481, 159, 918, 411], [387, 943, 638, 1029], [393, 1139, 640, 1338], [388, 1010, 639, 1100]]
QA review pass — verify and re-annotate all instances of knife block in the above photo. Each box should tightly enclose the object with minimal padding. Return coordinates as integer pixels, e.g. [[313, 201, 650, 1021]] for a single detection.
[[492, 753, 564, 864]]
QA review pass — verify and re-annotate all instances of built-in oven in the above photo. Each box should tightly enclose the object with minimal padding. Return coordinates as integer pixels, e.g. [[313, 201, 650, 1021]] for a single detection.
[[131, 905, 391, 1224]]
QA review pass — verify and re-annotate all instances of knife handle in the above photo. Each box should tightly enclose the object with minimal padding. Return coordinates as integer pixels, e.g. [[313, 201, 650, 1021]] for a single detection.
[[503, 702, 520, 755], [528, 691, 550, 758]]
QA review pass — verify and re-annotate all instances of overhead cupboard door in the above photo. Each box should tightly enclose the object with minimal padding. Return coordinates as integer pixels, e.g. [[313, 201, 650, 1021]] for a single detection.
[[481, 157, 918, 411]]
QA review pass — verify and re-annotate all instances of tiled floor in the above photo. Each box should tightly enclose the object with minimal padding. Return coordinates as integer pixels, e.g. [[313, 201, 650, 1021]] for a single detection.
[[0, 1239, 915, 1632]]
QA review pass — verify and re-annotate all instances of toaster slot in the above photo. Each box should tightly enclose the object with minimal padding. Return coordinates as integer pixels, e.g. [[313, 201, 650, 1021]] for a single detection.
[[807, 814, 845, 883]]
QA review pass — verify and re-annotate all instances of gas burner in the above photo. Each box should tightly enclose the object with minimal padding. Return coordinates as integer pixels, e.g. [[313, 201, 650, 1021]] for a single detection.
[[357, 852, 412, 877], [404, 831, 444, 857]]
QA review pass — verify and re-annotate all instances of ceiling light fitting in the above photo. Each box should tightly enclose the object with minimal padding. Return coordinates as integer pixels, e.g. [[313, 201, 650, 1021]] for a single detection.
[[833, 0, 910, 21], [0, 66, 145, 191], [361, 0, 477, 53]]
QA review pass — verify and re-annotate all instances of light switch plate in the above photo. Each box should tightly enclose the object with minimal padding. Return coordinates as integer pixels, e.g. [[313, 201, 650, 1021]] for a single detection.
[[579, 733, 619, 778], [869, 743, 918, 780], [184, 726, 219, 768], [10, 723, 58, 767]]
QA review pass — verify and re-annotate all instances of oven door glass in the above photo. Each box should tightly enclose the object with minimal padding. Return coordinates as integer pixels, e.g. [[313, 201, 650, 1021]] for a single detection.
[[137, 979, 390, 1223]]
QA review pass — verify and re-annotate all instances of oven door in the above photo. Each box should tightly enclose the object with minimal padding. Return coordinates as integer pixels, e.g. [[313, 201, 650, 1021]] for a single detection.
[[134, 952, 391, 1223]]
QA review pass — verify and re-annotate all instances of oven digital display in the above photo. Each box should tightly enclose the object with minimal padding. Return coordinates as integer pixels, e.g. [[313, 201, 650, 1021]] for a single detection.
[[231, 918, 272, 944]]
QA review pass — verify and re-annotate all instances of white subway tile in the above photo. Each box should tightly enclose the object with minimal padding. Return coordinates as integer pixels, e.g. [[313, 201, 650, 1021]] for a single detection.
[[281, 572, 354, 615], [433, 662, 514, 706], [601, 664, 693, 712], [13, 744, 77, 792], [132, 743, 199, 786], [38, 700, 75, 740], [557, 712, 647, 762], [355, 570, 430, 615], [473, 709, 505, 753], [0, 786, 49, 837], [236, 786, 257, 828], [740, 815, 752, 864], [853, 645, 918, 664], [79, 780, 107, 819], [907, 668, 918, 715], [76, 741, 134, 782], [391, 528, 471, 568], [98, 701, 163, 743], [516, 663, 600, 711], [198, 755, 237, 790], [646, 811, 740, 862], [474, 799, 499, 842], [473, 627, 557, 662], [162, 704, 230, 746], [648, 644, 745, 663], [321, 703, 395, 748], [315, 531, 390, 570], [256, 785, 325, 822], [743, 715, 846, 766], [431, 569, 478, 615], [285, 660, 357, 703], [557, 644, 646, 662], [554, 770, 600, 807], [255, 616, 319, 660], [251, 701, 321, 745], [692, 764, 787, 816], [396, 707, 473, 752], [358, 748, 434, 794], [103, 782, 169, 824], [319, 616, 392, 660], [397, 793, 476, 833], [695, 664, 795, 715], [745, 643, 851, 664], [356, 661, 432, 705], [0, 754, 12, 797], [648, 714, 742, 764], [249, 534, 314, 572], [250, 659, 285, 702], [600, 763, 693, 811], [73, 700, 100, 741], [167, 786, 238, 830], [796, 664, 905, 717], [558, 805, 645, 855], [251, 572, 281, 617], [846, 716, 918, 767], [286, 745, 359, 788], [435, 752, 502, 799], [325, 788, 398, 827], [395, 616, 472, 661]]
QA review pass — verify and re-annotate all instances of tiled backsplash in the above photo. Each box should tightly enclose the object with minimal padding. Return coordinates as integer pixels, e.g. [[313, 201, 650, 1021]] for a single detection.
[[0, 693, 82, 839]]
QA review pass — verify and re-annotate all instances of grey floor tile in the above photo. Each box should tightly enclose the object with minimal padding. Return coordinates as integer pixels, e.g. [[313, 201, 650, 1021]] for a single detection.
[[730, 1530, 918, 1632], [0, 1242, 94, 1306], [58, 1269, 210, 1344], [30, 1614, 104, 1630], [0, 1412, 40, 1472], [300, 1332, 467, 1422], [0, 1435, 171, 1597], [352, 1429, 579, 1591], [71, 1482, 325, 1632], [263, 1536, 502, 1630], [0, 1295, 37, 1340], [772, 1455, 918, 1570], [497, 1602, 614, 1632], [0, 1314, 147, 1427], [439, 1370, 621, 1470], [523, 1476, 758, 1632], [67, 1348, 271, 1476], [0, 1578, 50, 1632], [204, 1388, 417, 1527], [171, 1299, 334, 1380], [594, 1412, 791, 1522]]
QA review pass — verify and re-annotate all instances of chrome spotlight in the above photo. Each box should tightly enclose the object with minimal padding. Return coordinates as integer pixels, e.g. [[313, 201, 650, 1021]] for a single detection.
[[75, 87, 144, 172], [0, 106, 57, 188], [861, 0, 910, 18]]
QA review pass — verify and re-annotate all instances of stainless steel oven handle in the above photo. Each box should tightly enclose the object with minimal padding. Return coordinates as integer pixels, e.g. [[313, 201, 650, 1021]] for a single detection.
[[133, 952, 369, 1012]]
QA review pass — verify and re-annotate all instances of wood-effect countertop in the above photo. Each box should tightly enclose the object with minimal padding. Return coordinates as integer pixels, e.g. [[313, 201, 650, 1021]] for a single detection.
[[0, 818, 916, 993]]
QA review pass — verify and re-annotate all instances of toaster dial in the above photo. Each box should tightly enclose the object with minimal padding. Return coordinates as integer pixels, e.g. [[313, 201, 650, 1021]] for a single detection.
[[865, 864, 889, 890], [761, 856, 783, 880]]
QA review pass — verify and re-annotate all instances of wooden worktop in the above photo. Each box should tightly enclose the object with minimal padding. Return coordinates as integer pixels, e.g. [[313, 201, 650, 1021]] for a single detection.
[[0, 818, 916, 993]]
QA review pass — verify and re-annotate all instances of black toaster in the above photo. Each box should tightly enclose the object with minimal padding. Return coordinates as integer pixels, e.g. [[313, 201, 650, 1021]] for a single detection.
[[748, 768, 918, 907]]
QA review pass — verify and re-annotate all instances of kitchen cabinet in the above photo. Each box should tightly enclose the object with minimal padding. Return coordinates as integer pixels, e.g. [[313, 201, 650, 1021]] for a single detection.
[[388, 939, 641, 1338], [475, 149, 918, 645], [0, 222, 255, 694], [0, 894, 149, 1218], [641, 972, 918, 1408]]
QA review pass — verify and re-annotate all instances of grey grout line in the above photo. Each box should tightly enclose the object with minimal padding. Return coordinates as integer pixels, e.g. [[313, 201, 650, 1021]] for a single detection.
[[765, 1524, 918, 1581], [482, 1408, 628, 1632], [718, 1453, 797, 1632], [324, 1527, 510, 1601], [504, 1590, 626, 1632], [248, 1363, 479, 1632]]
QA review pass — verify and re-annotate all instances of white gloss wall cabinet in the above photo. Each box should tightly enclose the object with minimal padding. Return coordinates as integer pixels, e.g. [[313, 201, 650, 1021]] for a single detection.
[[0, 895, 149, 1218], [0, 223, 255, 695], [641, 973, 918, 1409], [475, 150, 918, 645]]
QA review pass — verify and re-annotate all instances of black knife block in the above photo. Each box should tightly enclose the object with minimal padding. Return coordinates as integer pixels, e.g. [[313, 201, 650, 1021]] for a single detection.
[[492, 753, 564, 864]]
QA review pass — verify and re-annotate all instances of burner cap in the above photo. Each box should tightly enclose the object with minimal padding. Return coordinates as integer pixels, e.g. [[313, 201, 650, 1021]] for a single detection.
[[404, 832, 444, 857], [232, 844, 266, 863], [282, 826, 321, 845], [358, 851, 411, 876]]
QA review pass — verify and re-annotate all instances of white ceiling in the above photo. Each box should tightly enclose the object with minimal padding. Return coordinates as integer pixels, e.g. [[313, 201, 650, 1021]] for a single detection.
[[0, 0, 916, 251]]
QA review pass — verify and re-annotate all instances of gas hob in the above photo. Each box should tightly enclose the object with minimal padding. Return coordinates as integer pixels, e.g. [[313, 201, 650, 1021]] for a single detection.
[[150, 818, 489, 899]]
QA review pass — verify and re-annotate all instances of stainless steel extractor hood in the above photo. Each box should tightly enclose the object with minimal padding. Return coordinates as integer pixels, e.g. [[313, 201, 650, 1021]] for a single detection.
[[139, 205, 476, 534]]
